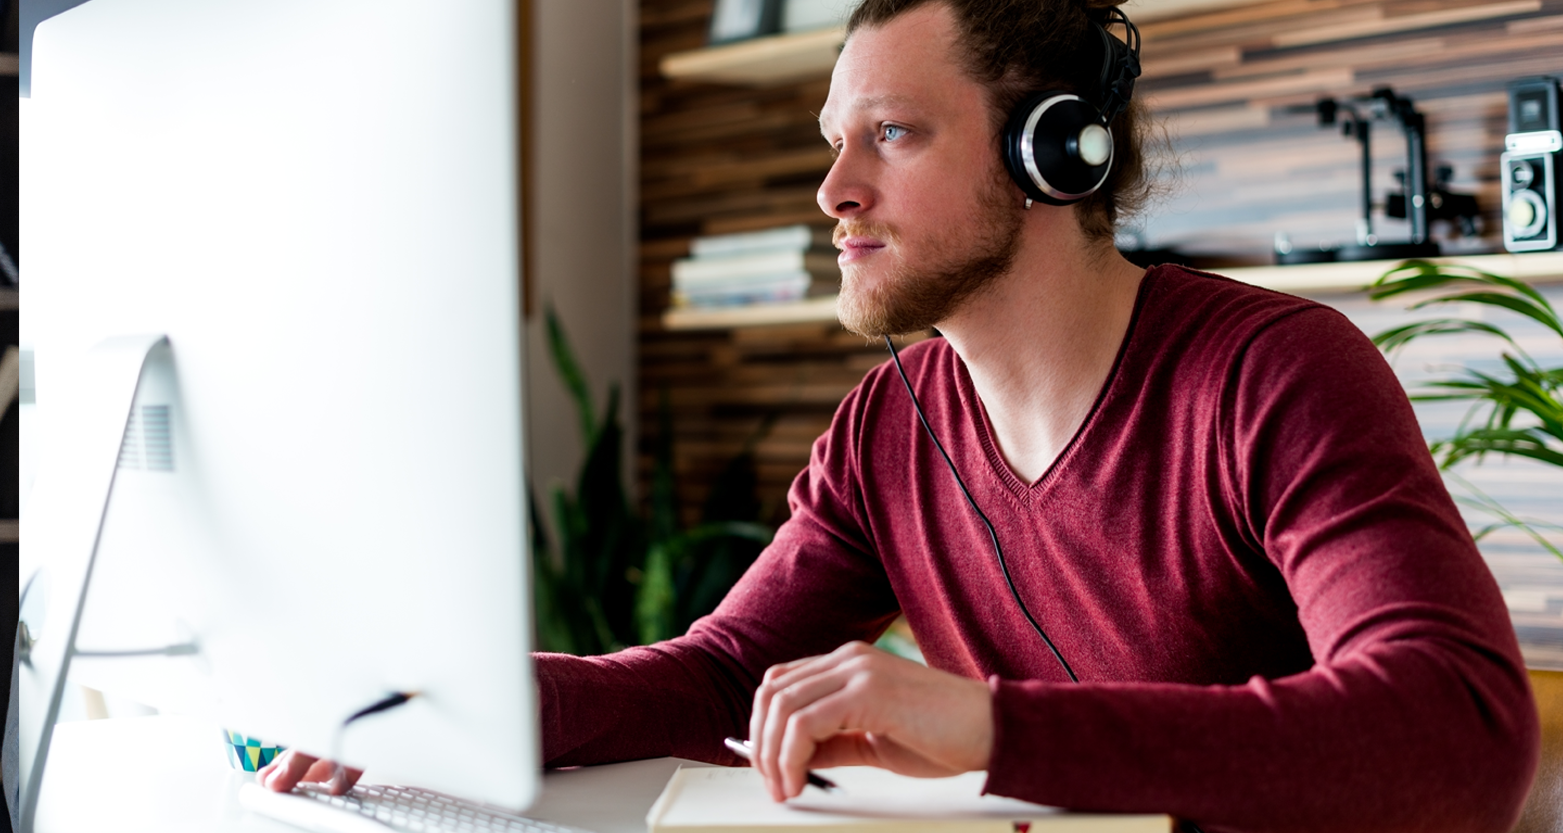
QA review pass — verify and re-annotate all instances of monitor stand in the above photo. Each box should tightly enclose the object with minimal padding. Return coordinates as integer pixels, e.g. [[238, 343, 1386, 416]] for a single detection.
[[14, 333, 168, 833]]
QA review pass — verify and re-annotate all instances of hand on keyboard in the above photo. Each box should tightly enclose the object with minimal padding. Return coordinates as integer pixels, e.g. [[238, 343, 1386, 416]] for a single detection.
[[258, 748, 365, 795]]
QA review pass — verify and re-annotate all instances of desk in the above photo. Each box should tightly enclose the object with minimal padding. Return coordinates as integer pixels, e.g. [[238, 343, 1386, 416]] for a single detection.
[[32, 715, 711, 833]]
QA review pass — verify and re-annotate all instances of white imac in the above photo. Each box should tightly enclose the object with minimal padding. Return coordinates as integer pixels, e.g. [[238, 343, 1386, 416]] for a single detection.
[[18, 0, 538, 829]]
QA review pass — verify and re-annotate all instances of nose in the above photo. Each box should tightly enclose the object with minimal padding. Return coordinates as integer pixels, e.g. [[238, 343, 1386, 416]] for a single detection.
[[817, 145, 873, 219]]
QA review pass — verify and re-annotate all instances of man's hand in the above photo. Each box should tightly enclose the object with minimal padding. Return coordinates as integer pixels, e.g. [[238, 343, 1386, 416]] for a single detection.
[[256, 749, 364, 795], [747, 641, 994, 801]]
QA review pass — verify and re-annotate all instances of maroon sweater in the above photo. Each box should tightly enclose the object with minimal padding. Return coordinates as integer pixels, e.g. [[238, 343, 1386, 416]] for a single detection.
[[536, 266, 1537, 832]]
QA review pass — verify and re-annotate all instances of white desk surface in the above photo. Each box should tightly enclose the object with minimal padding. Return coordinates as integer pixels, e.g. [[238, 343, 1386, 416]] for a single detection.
[[34, 714, 712, 833]]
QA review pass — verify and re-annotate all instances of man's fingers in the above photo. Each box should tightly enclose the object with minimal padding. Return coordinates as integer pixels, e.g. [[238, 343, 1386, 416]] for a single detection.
[[805, 731, 877, 769], [303, 759, 365, 795], [303, 759, 340, 783], [748, 642, 993, 801], [750, 654, 827, 785], [751, 644, 883, 800], [258, 750, 364, 795], [261, 750, 318, 792], [325, 764, 366, 795], [765, 644, 872, 697], [760, 668, 857, 800], [819, 732, 962, 777], [776, 685, 866, 798]]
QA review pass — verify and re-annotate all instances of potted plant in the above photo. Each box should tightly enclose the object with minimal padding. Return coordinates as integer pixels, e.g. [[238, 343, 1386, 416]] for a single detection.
[[531, 306, 774, 654], [1369, 260, 1562, 557]]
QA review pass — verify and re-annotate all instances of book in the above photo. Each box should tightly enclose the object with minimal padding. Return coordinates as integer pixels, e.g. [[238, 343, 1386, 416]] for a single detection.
[[673, 272, 837, 308], [673, 249, 840, 288], [689, 225, 834, 259], [645, 766, 1171, 833]]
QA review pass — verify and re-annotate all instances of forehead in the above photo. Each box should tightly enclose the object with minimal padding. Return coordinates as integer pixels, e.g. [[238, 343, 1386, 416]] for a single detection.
[[818, 4, 986, 131]]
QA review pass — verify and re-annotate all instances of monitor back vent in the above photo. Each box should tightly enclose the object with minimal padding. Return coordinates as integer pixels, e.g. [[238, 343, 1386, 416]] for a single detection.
[[117, 405, 175, 472]]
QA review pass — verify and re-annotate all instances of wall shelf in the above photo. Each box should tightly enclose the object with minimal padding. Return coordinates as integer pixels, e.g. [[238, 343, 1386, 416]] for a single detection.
[[663, 295, 838, 330], [654, 0, 1277, 88], [1219, 250, 1563, 294], [661, 250, 1563, 331], [660, 27, 844, 87]]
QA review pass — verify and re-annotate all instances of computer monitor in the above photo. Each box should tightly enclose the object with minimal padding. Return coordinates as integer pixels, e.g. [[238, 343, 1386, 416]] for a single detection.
[[18, 0, 538, 828]]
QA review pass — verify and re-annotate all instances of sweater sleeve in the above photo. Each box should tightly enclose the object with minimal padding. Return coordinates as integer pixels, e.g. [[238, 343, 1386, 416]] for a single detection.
[[982, 307, 1539, 833], [537, 381, 903, 768]]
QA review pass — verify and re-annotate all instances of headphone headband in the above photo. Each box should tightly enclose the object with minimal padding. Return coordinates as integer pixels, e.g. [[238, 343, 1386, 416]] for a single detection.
[[1091, 7, 1141, 127]]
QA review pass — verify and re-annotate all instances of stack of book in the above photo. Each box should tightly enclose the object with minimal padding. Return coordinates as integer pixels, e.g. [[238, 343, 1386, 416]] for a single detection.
[[671, 224, 840, 309]]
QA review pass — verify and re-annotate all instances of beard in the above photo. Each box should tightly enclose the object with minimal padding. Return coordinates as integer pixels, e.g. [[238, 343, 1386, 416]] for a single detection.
[[833, 172, 1023, 338]]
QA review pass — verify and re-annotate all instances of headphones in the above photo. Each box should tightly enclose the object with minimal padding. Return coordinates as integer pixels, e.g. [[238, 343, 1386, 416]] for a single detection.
[[1000, 7, 1142, 206]]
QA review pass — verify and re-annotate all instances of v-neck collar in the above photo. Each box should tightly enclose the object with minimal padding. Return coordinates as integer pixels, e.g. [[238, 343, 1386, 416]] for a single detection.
[[949, 265, 1158, 505]]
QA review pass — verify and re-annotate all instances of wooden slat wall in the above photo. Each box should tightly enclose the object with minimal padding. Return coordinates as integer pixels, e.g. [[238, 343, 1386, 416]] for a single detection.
[[637, 0, 1563, 525], [641, 0, 865, 526]]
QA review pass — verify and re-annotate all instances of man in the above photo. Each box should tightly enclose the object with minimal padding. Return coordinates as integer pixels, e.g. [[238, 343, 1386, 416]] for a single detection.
[[266, 1, 1538, 829]]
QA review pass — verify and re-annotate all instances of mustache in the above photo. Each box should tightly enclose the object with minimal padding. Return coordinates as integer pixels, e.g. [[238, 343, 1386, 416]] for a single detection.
[[832, 221, 900, 248]]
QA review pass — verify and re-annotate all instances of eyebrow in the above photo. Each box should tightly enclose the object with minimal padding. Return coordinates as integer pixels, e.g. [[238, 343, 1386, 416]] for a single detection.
[[819, 94, 918, 133]]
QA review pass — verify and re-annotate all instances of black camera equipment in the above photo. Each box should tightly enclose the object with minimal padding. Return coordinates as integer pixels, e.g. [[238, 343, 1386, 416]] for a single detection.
[[1502, 76, 1561, 252], [1277, 86, 1478, 265]]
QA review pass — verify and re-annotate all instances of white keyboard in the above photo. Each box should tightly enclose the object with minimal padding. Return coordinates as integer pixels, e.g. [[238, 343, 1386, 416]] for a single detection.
[[239, 781, 592, 833]]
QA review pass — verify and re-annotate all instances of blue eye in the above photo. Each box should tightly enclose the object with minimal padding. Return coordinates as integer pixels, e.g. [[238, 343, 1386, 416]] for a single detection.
[[883, 125, 906, 142]]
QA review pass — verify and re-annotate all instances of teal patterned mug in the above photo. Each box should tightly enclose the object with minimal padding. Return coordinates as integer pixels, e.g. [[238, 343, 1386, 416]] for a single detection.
[[222, 729, 285, 772]]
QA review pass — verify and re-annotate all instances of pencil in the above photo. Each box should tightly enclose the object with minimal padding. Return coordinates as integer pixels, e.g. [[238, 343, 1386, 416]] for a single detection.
[[723, 737, 842, 793]]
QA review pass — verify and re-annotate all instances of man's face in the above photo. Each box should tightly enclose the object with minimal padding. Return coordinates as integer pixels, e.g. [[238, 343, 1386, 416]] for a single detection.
[[817, 3, 1022, 338]]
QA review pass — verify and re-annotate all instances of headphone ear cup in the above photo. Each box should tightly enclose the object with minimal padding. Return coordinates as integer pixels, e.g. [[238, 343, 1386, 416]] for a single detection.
[[1002, 91, 1114, 206]]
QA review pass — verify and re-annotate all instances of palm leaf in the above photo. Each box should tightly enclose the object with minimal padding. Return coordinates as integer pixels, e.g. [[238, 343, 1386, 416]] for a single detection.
[[1372, 319, 1524, 355], [1372, 260, 1556, 313], [1444, 472, 1562, 559], [1407, 291, 1562, 339], [1435, 429, 1563, 469]]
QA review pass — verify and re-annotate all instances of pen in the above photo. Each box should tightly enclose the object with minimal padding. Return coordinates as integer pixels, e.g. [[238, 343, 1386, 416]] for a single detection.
[[723, 737, 841, 793]]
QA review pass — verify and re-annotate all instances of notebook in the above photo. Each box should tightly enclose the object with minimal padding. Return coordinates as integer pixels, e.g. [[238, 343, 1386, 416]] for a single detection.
[[645, 766, 1170, 833]]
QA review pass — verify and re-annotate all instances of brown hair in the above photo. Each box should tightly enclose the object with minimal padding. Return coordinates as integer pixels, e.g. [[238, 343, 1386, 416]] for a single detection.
[[845, 0, 1152, 242]]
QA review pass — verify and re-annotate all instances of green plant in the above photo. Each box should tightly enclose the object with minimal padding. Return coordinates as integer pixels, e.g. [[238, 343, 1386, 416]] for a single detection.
[[531, 306, 774, 654], [1369, 259, 1563, 557]]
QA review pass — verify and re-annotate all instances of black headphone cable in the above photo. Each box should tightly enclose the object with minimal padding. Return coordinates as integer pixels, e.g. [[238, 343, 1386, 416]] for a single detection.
[[883, 335, 1078, 684]]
